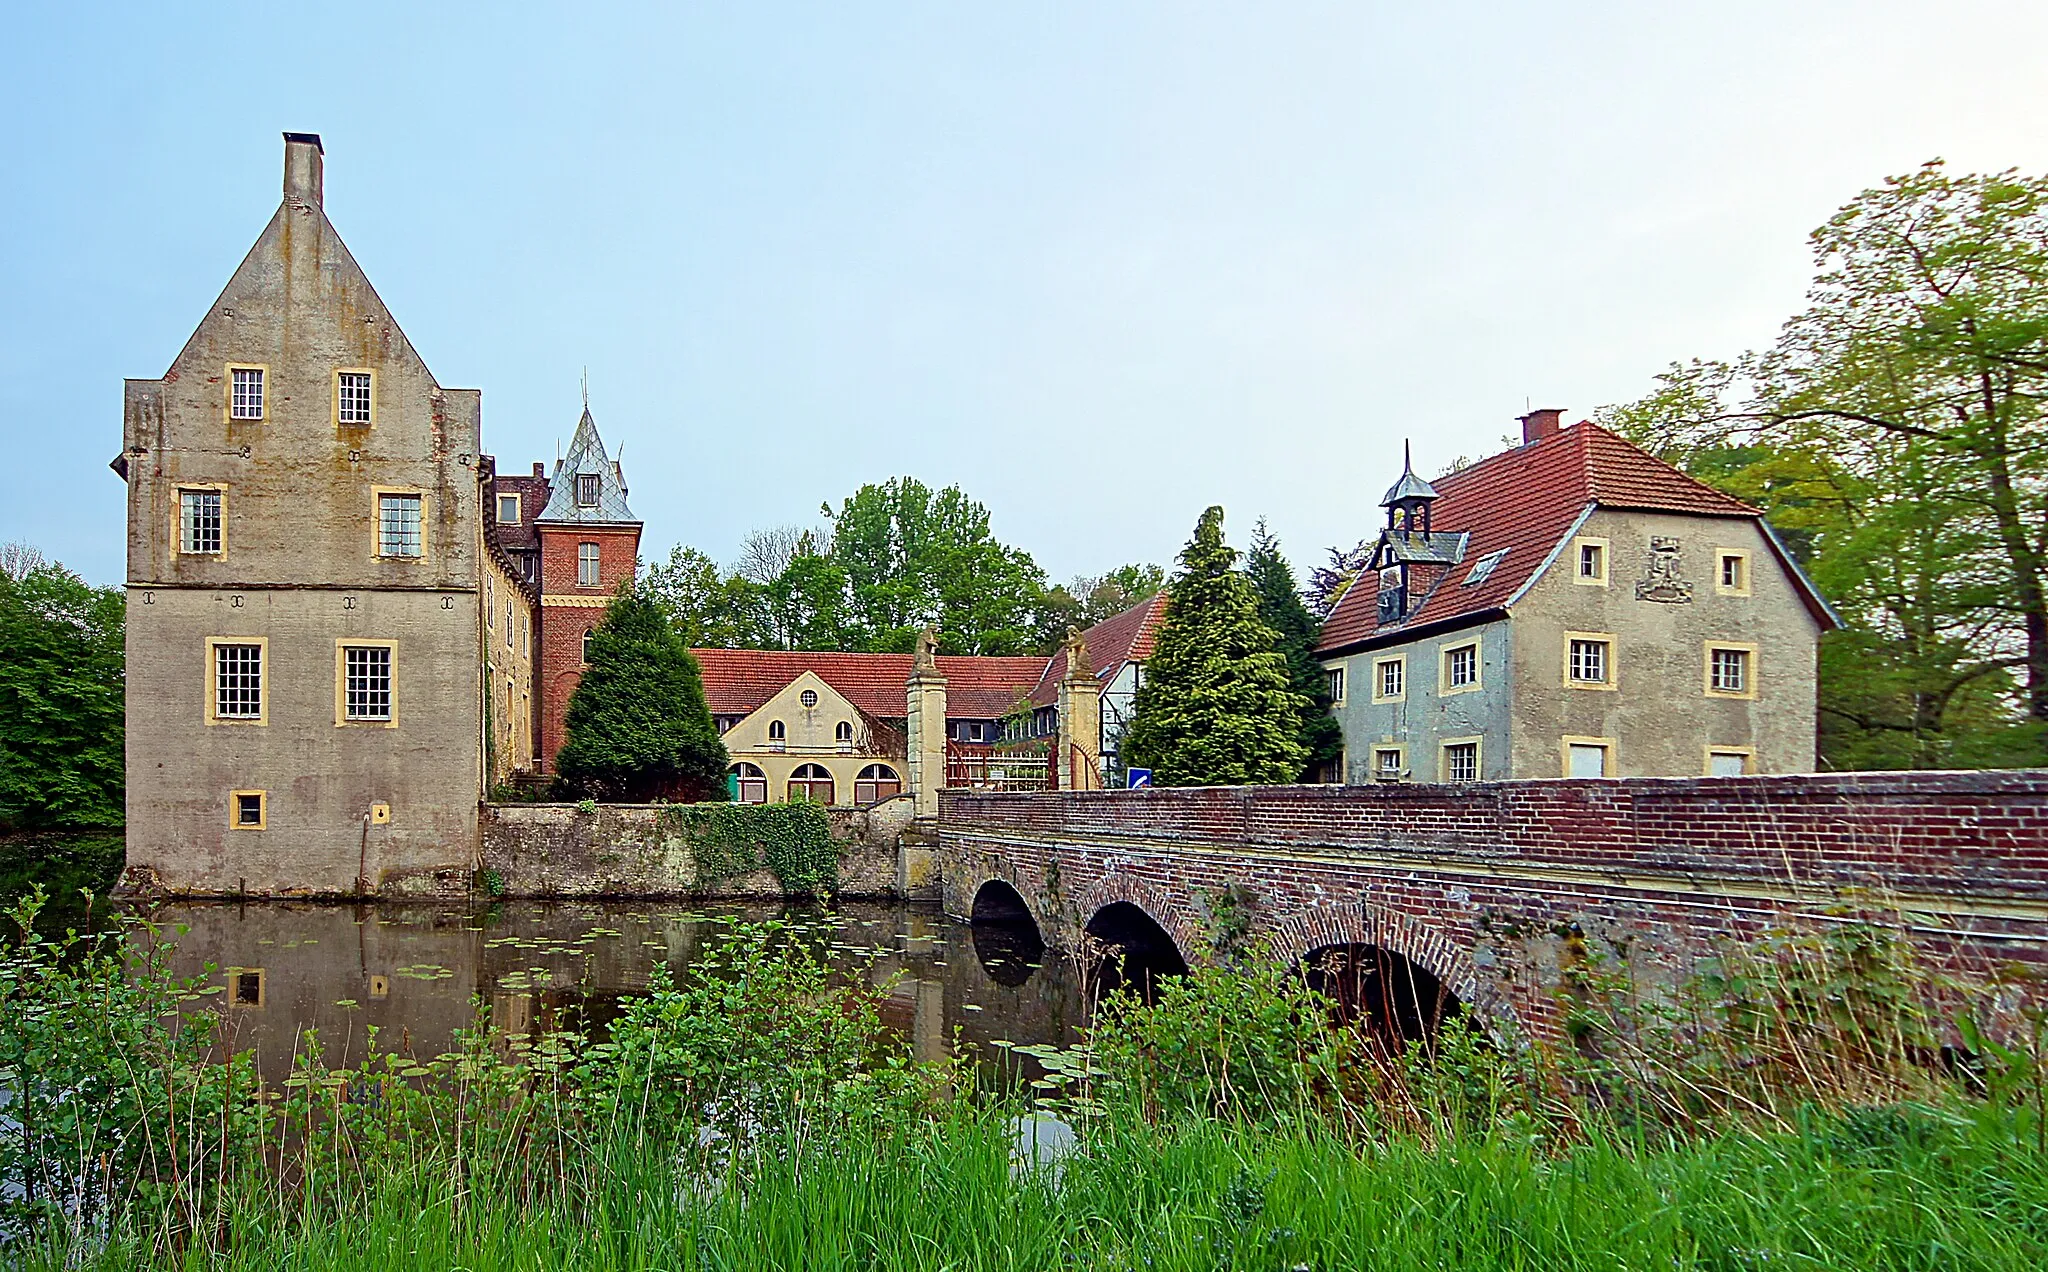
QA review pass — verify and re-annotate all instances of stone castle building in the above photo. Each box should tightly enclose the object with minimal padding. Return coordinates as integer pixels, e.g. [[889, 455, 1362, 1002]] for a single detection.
[[115, 135, 634, 894], [1316, 411, 1838, 782]]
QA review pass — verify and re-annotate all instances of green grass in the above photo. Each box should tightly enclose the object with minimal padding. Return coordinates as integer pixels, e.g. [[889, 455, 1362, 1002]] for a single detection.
[[32, 1104, 2047, 1271]]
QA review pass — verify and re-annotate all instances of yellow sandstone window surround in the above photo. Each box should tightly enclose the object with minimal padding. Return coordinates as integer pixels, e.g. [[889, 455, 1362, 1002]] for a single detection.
[[335, 639, 399, 727], [205, 636, 268, 725], [1573, 536, 1610, 586], [1440, 737, 1482, 782], [1439, 639, 1481, 695], [230, 789, 266, 830], [335, 368, 375, 427], [1563, 631, 1616, 690], [1704, 642, 1758, 699], [1373, 655, 1404, 702], [1716, 549, 1753, 597], [225, 364, 267, 423]]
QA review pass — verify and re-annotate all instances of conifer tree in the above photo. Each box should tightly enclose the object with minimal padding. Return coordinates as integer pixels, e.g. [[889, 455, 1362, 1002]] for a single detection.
[[1122, 507, 1308, 786], [1244, 520, 1344, 781], [556, 586, 730, 802]]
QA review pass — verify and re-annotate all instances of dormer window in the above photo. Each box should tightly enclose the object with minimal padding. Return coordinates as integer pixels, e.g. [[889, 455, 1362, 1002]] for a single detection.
[[1377, 564, 1407, 624], [497, 493, 520, 524], [576, 473, 600, 507]]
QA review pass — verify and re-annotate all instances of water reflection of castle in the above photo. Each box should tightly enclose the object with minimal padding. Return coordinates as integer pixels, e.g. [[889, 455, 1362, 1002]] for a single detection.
[[157, 901, 1086, 1085]]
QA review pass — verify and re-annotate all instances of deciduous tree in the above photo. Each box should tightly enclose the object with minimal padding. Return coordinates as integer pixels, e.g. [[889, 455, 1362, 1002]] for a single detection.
[[0, 547, 124, 829]]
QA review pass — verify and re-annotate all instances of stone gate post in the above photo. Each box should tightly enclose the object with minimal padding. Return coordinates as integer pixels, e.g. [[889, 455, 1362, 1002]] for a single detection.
[[905, 628, 949, 817], [1056, 628, 1103, 791]]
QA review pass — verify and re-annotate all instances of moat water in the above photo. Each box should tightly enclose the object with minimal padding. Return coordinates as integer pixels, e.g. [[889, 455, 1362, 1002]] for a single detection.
[[146, 900, 1087, 1086]]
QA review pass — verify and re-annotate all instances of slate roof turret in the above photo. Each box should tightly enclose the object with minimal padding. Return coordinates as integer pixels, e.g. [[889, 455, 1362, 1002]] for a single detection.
[[536, 407, 638, 524]]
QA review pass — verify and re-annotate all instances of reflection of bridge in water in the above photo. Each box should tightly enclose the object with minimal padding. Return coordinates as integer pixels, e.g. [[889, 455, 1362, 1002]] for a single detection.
[[153, 901, 1091, 1086]]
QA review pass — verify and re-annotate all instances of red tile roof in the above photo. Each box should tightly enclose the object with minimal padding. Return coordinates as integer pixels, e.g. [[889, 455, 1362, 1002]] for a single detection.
[[691, 649, 1050, 719], [1029, 591, 1168, 706], [1315, 422, 1813, 655]]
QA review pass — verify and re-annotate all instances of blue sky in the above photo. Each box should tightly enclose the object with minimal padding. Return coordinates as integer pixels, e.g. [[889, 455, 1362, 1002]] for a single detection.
[[5, 2, 2046, 588]]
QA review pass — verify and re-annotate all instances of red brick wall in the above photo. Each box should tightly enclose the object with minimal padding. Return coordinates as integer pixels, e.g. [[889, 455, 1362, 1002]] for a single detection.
[[939, 772, 2048, 1038], [535, 524, 639, 772]]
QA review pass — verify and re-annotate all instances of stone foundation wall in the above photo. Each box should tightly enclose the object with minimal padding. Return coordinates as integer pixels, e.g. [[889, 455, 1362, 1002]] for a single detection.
[[482, 796, 921, 899]]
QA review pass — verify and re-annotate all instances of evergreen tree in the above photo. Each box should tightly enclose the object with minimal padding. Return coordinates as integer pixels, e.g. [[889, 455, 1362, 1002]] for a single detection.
[[1122, 508, 1308, 786], [1244, 520, 1344, 781], [556, 586, 730, 802]]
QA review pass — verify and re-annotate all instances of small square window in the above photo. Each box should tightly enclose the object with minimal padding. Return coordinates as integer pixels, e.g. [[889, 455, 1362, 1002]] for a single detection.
[[1708, 749, 1752, 777], [577, 542, 601, 587], [1443, 741, 1479, 783], [230, 367, 264, 420], [498, 493, 520, 524], [1374, 747, 1404, 779], [378, 493, 423, 558], [1325, 667, 1345, 703], [180, 489, 222, 555], [576, 473, 601, 507], [1566, 742, 1609, 778], [338, 372, 373, 424], [232, 789, 266, 829]]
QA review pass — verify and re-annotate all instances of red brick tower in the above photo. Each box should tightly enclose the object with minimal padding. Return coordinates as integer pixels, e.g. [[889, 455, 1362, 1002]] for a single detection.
[[532, 406, 640, 771]]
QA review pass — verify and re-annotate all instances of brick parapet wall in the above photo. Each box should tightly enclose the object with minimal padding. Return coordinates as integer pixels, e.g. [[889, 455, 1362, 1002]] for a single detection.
[[942, 771, 2048, 900], [938, 773, 2048, 1039]]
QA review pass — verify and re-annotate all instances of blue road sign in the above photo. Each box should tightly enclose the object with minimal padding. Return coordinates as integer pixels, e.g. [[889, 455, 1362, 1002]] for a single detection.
[[1127, 768, 1153, 788]]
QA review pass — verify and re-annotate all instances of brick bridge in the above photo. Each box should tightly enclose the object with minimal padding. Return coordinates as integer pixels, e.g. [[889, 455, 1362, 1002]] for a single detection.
[[936, 771, 2048, 1039]]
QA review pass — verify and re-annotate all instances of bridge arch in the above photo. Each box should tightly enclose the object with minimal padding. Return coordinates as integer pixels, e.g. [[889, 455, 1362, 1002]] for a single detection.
[[1269, 901, 1499, 1036], [967, 877, 1046, 987]]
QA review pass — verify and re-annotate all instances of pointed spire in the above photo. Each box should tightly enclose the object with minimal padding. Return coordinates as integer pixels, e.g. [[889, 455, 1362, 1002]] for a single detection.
[[1379, 439, 1440, 508]]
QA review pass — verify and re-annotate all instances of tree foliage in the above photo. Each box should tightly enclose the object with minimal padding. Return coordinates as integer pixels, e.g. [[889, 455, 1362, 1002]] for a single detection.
[[1033, 563, 1167, 650], [1244, 520, 1343, 780], [1122, 508, 1308, 786], [555, 588, 730, 802], [0, 547, 124, 829], [1600, 162, 2048, 768]]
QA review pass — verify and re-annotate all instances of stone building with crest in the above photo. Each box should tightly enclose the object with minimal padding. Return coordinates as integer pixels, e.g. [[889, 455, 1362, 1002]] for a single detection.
[[1315, 411, 1837, 784]]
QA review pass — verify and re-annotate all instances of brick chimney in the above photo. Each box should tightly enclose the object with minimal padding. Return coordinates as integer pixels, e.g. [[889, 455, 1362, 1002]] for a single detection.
[[1520, 407, 1564, 444], [533, 462, 547, 478], [283, 132, 324, 209]]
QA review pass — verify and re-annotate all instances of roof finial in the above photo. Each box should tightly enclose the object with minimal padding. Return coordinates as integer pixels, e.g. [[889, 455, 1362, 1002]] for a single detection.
[[581, 366, 589, 410]]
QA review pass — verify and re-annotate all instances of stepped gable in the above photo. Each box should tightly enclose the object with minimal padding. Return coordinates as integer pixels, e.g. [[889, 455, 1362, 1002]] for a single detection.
[[692, 649, 1051, 719], [1029, 591, 1167, 706], [1317, 422, 1779, 655]]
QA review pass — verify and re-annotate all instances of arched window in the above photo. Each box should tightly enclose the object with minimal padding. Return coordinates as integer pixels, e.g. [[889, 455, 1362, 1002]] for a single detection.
[[728, 761, 767, 805], [835, 720, 854, 743], [580, 630, 593, 664], [854, 763, 900, 805], [767, 720, 786, 742], [788, 763, 834, 805]]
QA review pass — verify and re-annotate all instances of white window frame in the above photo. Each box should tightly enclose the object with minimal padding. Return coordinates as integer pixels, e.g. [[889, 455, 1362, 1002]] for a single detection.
[[577, 542, 601, 587], [335, 639, 398, 727], [1372, 655, 1405, 703], [1704, 642, 1758, 699], [1372, 745, 1406, 781], [1573, 536, 1610, 587], [1324, 665, 1345, 705], [497, 492, 521, 524], [335, 368, 375, 426], [206, 637, 268, 726], [373, 489, 427, 560], [177, 485, 226, 557], [576, 473, 601, 507], [226, 364, 267, 422], [1563, 631, 1616, 690], [1439, 639, 1482, 695], [1439, 736, 1482, 783]]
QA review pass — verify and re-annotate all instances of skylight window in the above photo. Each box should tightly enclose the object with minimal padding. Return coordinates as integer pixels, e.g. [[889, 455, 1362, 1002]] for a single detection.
[[1464, 549, 1508, 586]]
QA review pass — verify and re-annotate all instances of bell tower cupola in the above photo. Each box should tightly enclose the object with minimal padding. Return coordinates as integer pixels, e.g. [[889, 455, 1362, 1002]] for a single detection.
[[1380, 440, 1439, 539]]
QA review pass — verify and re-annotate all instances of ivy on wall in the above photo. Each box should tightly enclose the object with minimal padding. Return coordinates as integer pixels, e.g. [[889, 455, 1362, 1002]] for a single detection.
[[662, 802, 840, 895]]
